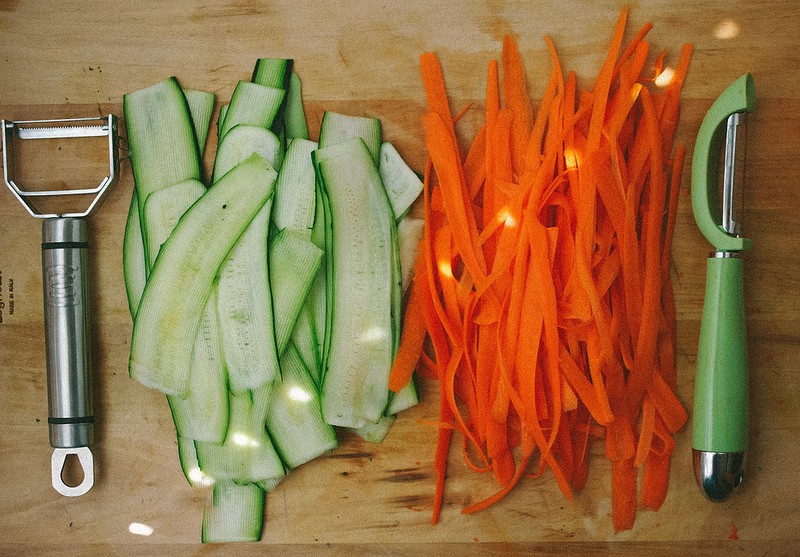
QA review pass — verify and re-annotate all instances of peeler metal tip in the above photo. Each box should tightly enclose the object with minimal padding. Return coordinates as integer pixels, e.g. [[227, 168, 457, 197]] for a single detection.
[[693, 449, 745, 502], [51, 447, 94, 497]]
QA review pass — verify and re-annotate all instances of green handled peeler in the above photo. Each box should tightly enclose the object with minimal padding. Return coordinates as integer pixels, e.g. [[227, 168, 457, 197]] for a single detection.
[[691, 73, 755, 501]]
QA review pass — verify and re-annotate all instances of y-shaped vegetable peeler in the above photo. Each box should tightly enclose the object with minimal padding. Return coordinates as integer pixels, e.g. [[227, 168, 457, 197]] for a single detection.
[[690, 74, 755, 502], [2, 115, 120, 496]]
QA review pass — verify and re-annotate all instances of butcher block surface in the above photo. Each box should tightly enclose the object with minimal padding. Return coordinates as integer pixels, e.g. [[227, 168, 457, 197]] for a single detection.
[[1, 1, 799, 555]]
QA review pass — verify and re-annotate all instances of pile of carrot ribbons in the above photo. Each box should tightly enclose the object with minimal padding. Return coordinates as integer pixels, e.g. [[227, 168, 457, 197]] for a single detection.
[[389, 8, 693, 531]]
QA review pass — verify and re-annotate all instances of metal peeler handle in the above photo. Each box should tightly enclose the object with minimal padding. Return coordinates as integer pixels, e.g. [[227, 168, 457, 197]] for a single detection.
[[42, 217, 94, 496]]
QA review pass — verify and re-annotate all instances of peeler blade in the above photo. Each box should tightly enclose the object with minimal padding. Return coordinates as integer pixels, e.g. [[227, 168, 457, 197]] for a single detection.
[[722, 112, 747, 237], [16, 125, 110, 140]]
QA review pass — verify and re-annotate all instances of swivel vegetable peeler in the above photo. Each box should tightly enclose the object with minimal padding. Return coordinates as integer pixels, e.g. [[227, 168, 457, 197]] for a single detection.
[[690, 74, 755, 502], [2, 115, 120, 496]]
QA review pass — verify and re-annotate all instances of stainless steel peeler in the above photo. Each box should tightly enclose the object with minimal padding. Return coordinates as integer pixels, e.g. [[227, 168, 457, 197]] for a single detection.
[[2, 115, 120, 496]]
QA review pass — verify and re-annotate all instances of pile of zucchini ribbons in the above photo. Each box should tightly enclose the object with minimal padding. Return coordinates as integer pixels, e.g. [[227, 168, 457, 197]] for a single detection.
[[123, 58, 424, 542]]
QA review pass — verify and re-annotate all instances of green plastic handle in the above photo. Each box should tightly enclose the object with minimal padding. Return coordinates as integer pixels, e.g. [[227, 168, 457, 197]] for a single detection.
[[692, 256, 749, 453], [691, 73, 755, 252]]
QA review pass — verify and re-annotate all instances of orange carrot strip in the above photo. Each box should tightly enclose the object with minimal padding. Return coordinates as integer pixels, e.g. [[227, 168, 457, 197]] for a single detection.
[[653, 48, 668, 81], [432, 395, 454, 525], [606, 414, 636, 464], [434, 225, 463, 328], [594, 143, 627, 237], [605, 352, 636, 462], [494, 230, 532, 418], [526, 217, 563, 452], [587, 6, 628, 151], [487, 415, 515, 485], [513, 250, 545, 427], [620, 161, 642, 349], [484, 58, 500, 238], [461, 433, 492, 474], [423, 220, 456, 528], [417, 351, 438, 379], [460, 293, 482, 437], [594, 245, 620, 305], [486, 58, 500, 136], [592, 208, 614, 269], [461, 453, 531, 515], [659, 44, 693, 159], [573, 151, 615, 371], [472, 289, 502, 324], [559, 345, 613, 424], [524, 66, 557, 180], [418, 418, 456, 430], [615, 21, 653, 78], [570, 409, 591, 490], [634, 394, 657, 467], [420, 52, 456, 127], [663, 144, 686, 274], [444, 346, 480, 441], [621, 41, 650, 92], [421, 51, 488, 280], [626, 87, 668, 414], [611, 284, 635, 374], [611, 458, 638, 531], [647, 371, 688, 433], [606, 82, 642, 142], [474, 323, 497, 446], [554, 413, 575, 479], [562, 379, 578, 412], [491, 109, 515, 213], [502, 34, 533, 177], [544, 35, 565, 99], [423, 163, 463, 346], [389, 275, 428, 392], [431, 184, 444, 213], [657, 293, 677, 388], [453, 101, 473, 124], [650, 415, 677, 457], [424, 112, 488, 282], [640, 452, 671, 511], [465, 126, 487, 201]]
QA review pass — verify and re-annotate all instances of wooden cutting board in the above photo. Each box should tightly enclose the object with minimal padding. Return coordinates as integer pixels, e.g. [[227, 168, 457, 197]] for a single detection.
[[1, 1, 799, 555]]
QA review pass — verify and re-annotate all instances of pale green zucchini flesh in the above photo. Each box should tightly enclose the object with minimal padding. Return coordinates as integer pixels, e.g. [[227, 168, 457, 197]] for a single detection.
[[284, 72, 309, 140], [379, 141, 424, 221], [267, 343, 337, 468], [318, 111, 382, 163], [315, 138, 395, 428], [218, 81, 286, 139], [201, 481, 265, 543], [212, 124, 282, 183], [182, 88, 216, 157], [129, 154, 277, 396]]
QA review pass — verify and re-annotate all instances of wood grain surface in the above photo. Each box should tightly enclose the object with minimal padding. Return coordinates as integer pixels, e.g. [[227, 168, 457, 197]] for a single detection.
[[1, 1, 799, 555]]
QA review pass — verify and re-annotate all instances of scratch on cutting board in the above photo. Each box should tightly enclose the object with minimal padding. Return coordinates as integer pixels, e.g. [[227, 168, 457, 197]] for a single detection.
[[281, 485, 289, 519]]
